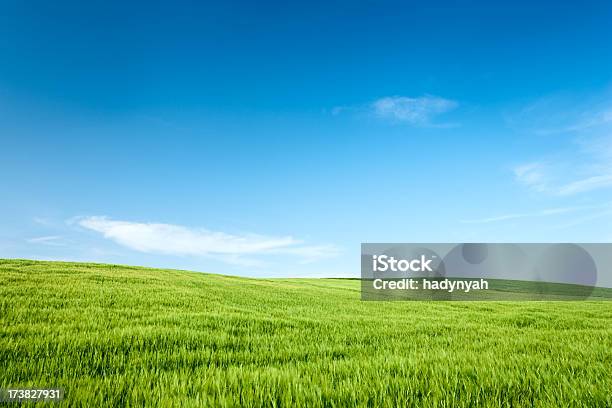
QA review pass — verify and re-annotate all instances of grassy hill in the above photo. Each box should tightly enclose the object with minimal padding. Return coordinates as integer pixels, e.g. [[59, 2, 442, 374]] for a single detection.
[[1, 259, 612, 407]]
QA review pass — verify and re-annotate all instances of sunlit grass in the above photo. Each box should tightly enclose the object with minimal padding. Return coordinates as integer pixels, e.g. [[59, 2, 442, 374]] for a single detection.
[[1, 259, 611, 407]]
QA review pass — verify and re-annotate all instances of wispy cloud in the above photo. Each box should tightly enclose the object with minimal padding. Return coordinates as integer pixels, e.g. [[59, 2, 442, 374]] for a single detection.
[[32, 217, 53, 227], [371, 95, 458, 125], [513, 162, 550, 193], [504, 91, 612, 135], [535, 108, 612, 135], [76, 216, 339, 266], [557, 174, 612, 195], [26, 235, 67, 246], [512, 92, 612, 196], [513, 138, 612, 196], [460, 204, 603, 224], [332, 95, 458, 127]]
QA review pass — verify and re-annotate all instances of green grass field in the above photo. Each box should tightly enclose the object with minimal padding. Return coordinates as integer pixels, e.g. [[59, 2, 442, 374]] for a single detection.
[[1, 259, 612, 407]]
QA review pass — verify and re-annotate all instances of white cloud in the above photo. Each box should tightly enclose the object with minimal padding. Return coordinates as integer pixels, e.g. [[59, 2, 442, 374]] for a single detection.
[[460, 204, 602, 224], [513, 162, 550, 192], [557, 174, 612, 195], [76, 216, 339, 265], [371, 95, 458, 125], [512, 92, 612, 196], [32, 217, 53, 227], [536, 108, 612, 135], [514, 139, 612, 196], [26, 235, 67, 246]]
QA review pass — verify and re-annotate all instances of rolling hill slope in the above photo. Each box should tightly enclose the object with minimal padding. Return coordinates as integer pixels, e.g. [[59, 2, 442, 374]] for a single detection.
[[1, 259, 612, 406]]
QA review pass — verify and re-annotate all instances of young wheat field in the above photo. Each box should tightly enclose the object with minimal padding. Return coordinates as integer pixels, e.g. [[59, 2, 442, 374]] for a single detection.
[[1, 259, 611, 407]]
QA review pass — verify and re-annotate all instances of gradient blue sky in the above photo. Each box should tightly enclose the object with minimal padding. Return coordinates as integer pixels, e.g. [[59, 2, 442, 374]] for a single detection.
[[2, 0, 612, 277]]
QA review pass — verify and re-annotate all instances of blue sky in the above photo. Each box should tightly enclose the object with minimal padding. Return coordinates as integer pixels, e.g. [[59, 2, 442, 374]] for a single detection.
[[1, 0, 612, 277]]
